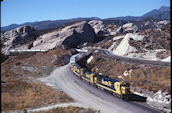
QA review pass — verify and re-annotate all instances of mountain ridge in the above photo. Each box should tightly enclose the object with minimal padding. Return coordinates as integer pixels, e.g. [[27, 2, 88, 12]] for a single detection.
[[1, 6, 170, 31], [106, 6, 170, 21], [1, 17, 101, 31]]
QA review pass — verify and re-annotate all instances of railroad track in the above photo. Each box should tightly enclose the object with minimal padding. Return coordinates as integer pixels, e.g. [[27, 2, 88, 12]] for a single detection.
[[69, 52, 163, 113]]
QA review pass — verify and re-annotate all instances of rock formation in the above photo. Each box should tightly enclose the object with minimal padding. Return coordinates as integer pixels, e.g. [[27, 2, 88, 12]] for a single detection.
[[32, 21, 96, 50], [1, 26, 38, 55], [88, 20, 106, 37]]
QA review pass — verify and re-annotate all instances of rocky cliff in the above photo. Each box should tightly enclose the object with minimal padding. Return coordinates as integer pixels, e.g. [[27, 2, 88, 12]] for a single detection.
[[32, 21, 96, 50], [1, 26, 38, 55]]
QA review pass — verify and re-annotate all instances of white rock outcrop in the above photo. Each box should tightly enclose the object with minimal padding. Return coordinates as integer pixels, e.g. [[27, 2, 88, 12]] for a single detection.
[[88, 20, 106, 37], [1, 26, 38, 55], [157, 20, 169, 25], [32, 21, 96, 50], [112, 33, 144, 56], [147, 90, 171, 111], [122, 23, 138, 32]]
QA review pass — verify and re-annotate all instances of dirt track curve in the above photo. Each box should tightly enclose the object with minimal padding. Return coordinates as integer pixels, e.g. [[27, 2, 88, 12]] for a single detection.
[[38, 64, 162, 113], [99, 49, 170, 66]]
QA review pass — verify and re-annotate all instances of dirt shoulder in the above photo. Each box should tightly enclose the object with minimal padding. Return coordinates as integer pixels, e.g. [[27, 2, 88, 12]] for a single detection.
[[35, 106, 95, 113]]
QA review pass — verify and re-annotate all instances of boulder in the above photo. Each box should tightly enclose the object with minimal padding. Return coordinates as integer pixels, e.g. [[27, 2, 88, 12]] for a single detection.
[[62, 21, 96, 48], [88, 20, 106, 37], [122, 23, 138, 32]]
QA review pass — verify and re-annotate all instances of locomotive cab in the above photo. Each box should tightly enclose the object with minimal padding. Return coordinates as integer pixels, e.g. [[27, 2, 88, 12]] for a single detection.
[[120, 82, 130, 94], [120, 82, 130, 99]]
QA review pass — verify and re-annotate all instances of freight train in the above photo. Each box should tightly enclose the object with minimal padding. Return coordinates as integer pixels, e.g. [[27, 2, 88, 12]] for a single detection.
[[70, 52, 131, 100]]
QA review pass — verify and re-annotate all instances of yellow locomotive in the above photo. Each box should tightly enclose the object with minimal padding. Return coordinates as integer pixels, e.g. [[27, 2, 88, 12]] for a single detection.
[[72, 64, 130, 99]]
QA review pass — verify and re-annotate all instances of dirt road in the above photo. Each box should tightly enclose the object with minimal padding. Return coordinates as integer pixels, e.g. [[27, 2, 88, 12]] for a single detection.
[[38, 64, 161, 113], [99, 49, 170, 66]]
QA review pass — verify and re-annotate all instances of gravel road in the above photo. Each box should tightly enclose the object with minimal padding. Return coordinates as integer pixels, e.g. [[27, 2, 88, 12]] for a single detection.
[[38, 64, 162, 113], [99, 49, 170, 66]]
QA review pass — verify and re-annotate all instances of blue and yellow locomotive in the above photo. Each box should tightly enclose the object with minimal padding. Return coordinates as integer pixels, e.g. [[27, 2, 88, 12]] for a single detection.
[[72, 64, 130, 99]]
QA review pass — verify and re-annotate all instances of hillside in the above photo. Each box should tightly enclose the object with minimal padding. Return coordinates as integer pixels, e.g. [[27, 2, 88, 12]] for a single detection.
[[1, 12, 171, 112]]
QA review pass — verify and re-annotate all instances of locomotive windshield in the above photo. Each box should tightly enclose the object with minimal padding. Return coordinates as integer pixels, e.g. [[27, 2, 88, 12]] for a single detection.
[[121, 83, 130, 87]]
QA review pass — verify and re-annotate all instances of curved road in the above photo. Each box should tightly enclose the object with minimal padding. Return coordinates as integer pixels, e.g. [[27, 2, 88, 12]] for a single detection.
[[95, 49, 170, 66], [38, 64, 162, 113]]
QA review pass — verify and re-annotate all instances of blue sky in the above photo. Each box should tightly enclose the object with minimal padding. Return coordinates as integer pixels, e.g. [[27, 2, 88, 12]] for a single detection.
[[1, 0, 170, 26]]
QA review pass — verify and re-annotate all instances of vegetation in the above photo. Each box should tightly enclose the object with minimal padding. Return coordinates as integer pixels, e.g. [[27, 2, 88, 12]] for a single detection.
[[1, 80, 73, 111], [2, 46, 72, 67], [86, 53, 171, 94], [1, 47, 73, 112], [35, 106, 96, 113]]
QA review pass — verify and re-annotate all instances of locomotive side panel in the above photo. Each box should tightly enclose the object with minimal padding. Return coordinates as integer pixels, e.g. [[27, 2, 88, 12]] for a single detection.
[[72, 65, 82, 77], [96, 75, 115, 91], [81, 71, 95, 83]]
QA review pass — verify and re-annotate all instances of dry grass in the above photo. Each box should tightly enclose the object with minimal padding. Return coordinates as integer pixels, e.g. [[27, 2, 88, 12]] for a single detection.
[[1, 80, 73, 112], [139, 25, 170, 50], [156, 50, 171, 59], [2, 46, 72, 67], [1, 47, 74, 112], [87, 54, 171, 94], [35, 106, 96, 113], [86, 54, 129, 79], [1, 46, 72, 78]]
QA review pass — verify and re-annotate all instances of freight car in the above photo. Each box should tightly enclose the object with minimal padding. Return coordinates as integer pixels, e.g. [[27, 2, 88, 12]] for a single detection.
[[72, 64, 130, 100]]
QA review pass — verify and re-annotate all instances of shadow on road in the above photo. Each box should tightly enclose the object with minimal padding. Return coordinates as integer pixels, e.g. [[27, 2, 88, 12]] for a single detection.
[[128, 93, 147, 102]]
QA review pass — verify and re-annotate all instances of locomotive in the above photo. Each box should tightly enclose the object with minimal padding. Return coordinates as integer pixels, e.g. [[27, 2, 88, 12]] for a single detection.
[[72, 64, 131, 99]]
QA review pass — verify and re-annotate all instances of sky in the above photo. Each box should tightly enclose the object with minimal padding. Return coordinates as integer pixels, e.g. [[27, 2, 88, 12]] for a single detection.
[[1, 0, 170, 26]]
